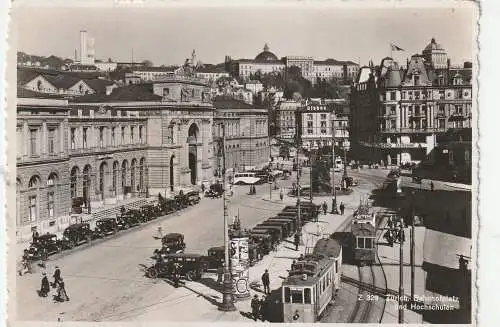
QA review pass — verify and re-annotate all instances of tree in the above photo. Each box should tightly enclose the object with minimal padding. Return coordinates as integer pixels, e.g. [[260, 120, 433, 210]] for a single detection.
[[142, 60, 153, 67], [311, 148, 332, 193]]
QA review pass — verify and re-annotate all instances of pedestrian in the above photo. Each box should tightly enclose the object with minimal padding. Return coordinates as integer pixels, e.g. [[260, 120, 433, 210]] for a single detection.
[[39, 272, 50, 297], [201, 183, 205, 195], [20, 249, 31, 276], [322, 201, 327, 215], [217, 265, 223, 284], [280, 190, 283, 201], [56, 278, 69, 302], [251, 294, 260, 321], [294, 233, 300, 251], [430, 181, 434, 191], [52, 266, 61, 288], [339, 202, 345, 215], [260, 295, 268, 321], [261, 269, 270, 294]]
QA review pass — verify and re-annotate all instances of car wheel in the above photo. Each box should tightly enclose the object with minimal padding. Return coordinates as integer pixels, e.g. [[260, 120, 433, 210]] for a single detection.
[[147, 267, 158, 279], [186, 271, 195, 281]]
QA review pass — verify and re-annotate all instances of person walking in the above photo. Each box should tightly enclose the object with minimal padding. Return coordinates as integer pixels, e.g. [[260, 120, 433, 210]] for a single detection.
[[294, 232, 300, 251], [39, 273, 50, 297], [322, 201, 328, 215], [280, 190, 283, 202], [251, 294, 260, 321], [52, 266, 61, 288], [200, 183, 205, 196], [260, 295, 268, 321], [339, 202, 345, 215], [56, 278, 69, 302], [261, 269, 270, 294]]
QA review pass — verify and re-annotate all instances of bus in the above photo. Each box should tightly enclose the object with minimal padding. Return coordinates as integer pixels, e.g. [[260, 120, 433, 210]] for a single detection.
[[233, 172, 261, 185]]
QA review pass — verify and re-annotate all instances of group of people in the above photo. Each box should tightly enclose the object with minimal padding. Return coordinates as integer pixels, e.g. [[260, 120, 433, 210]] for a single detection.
[[384, 216, 406, 246], [39, 266, 70, 302], [321, 201, 346, 215], [251, 294, 270, 321]]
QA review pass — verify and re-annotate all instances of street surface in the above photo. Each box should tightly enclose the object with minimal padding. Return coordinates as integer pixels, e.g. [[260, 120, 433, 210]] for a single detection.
[[15, 168, 458, 322]]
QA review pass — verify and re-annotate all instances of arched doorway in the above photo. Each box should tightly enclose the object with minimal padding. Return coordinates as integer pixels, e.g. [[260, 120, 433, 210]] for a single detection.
[[70, 166, 80, 199], [99, 162, 108, 201], [139, 158, 146, 192], [82, 165, 92, 208], [122, 160, 129, 195], [169, 155, 175, 192], [112, 161, 119, 196], [188, 124, 199, 185], [131, 159, 137, 194]]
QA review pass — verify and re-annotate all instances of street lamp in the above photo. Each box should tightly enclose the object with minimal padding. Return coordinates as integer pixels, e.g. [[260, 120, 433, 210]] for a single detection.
[[331, 110, 338, 214], [219, 123, 236, 312]]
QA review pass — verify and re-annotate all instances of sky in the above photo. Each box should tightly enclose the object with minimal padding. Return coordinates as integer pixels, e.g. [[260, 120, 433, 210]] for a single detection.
[[11, 4, 476, 67]]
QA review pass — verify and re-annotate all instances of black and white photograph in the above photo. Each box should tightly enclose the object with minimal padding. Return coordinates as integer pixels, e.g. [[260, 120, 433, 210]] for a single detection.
[[4, 0, 477, 324]]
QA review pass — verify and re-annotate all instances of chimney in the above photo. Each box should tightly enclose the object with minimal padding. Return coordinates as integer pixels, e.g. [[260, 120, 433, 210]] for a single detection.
[[80, 30, 88, 64]]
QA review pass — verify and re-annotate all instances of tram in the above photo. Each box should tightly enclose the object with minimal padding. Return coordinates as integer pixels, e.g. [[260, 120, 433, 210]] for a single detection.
[[351, 222, 376, 266], [282, 238, 342, 323]]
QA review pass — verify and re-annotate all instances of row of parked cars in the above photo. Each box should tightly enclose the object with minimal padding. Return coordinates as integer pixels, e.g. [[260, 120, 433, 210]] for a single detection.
[[25, 191, 201, 262], [144, 201, 322, 282]]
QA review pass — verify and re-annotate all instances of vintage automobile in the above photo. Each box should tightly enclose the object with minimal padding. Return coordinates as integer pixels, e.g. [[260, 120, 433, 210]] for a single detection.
[[128, 208, 146, 223], [249, 231, 273, 256], [175, 193, 189, 210], [94, 217, 119, 237], [205, 183, 223, 199], [119, 210, 142, 228], [62, 223, 94, 249], [146, 253, 208, 280], [186, 191, 201, 205], [206, 246, 225, 270], [28, 233, 63, 260], [141, 204, 159, 221], [161, 233, 186, 254]]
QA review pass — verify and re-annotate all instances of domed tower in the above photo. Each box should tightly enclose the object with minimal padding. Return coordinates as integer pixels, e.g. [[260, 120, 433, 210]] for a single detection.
[[255, 43, 278, 61], [422, 38, 448, 69]]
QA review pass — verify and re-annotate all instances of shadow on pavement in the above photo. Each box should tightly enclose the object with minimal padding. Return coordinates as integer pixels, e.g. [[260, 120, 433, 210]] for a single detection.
[[197, 276, 223, 293]]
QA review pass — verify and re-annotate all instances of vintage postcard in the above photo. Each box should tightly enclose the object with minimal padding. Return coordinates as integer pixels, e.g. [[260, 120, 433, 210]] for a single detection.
[[4, 0, 478, 325]]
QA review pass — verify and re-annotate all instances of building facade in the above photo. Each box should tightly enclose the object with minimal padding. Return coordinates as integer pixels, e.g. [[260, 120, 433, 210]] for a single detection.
[[277, 100, 301, 141], [350, 38, 472, 165], [228, 44, 359, 84], [213, 97, 270, 171], [16, 75, 216, 242], [298, 100, 350, 151]]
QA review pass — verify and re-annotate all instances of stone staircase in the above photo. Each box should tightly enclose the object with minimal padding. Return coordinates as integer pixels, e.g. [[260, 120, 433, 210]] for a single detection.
[[90, 197, 157, 223]]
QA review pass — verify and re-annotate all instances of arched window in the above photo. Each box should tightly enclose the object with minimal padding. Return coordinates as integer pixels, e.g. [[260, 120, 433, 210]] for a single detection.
[[122, 160, 129, 194], [112, 161, 119, 196], [139, 158, 146, 192], [70, 166, 79, 199], [131, 159, 137, 192], [47, 173, 58, 218], [28, 175, 41, 222], [28, 175, 41, 188]]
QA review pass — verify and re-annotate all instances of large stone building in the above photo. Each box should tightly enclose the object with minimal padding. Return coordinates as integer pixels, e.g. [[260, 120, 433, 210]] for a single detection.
[[298, 99, 350, 151], [16, 75, 216, 242], [213, 97, 270, 172], [350, 38, 472, 165], [227, 44, 359, 84]]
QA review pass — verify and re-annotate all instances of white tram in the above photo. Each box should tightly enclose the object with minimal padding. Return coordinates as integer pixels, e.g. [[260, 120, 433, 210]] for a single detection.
[[282, 238, 342, 323], [352, 200, 376, 227]]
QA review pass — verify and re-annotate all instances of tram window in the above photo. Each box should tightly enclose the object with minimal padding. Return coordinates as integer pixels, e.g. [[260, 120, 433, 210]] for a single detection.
[[284, 287, 290, 303], [366, 238, 373, 249], [357, 237, 364, 248], [291, 290, 304, 304], [304, 288, 311, 304]]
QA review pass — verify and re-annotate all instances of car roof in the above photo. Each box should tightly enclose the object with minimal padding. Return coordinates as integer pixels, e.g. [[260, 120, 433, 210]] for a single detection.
[[97, 217, 116, 222], [208, 246, 225, 251], [65, 223, 89, 230], [164, 253, 204, 258], [162, 233, 184, 239], [37, 233, 57, 239]]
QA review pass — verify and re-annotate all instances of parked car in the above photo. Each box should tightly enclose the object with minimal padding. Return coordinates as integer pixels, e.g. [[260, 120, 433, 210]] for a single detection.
[[186, 191, 201, 205], [94, 217, 118, 237], [146, 253, 208, 280], [119, 210, 142, 228], [161, 233, 186, 254], [62, 223, 94, 249], [206, 246, 225, 270], [141, 204, 159, 221], [28, 233, 63, 260]]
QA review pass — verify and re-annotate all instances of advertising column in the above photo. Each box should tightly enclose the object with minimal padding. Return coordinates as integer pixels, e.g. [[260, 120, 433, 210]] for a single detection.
[[229, 233, 250, 299]]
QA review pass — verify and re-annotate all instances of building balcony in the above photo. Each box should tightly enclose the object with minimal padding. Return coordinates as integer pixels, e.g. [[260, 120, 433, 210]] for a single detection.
[[358, 141, 427, 149], [379, 127, 447, 134]]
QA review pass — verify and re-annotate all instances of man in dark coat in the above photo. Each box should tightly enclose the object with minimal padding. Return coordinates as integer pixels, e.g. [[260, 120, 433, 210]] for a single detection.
[[294, 233, 300, 251], [52, 266, 61, 288], [251, 294, 260, 321], [261, 269, 270, 294], [260, 295, 268, 321], [39, 273, 50, 297], [339, 202, 345, 215], [322, 202, 328, 215]]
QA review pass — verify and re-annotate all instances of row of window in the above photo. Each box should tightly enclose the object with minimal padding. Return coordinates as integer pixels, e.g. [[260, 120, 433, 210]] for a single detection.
[[70, 125, 145, 150], [383, 88, 471, 101], [382, 118, 465, 130], [17, 126, 60, 158], [283, 267, 336, 304]]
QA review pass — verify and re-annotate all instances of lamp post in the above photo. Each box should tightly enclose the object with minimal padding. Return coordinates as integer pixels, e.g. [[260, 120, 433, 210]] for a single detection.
[[219, 123, 236, 312], [331, 110, 338, 214]]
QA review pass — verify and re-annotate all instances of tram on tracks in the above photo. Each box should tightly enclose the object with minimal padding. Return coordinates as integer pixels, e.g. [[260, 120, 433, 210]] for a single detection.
[[351, 222, 376, 266], [352, 199, 376, 227], [282, 238, 342, 323]]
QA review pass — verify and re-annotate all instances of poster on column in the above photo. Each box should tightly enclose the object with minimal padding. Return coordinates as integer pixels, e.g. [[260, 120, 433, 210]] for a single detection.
[[230, 237, 250, 298]]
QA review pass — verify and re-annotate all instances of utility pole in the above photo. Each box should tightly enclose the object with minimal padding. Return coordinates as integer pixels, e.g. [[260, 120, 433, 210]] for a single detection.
[[219, 123, 236, 312], [296, 130, 303, 245], [398, 217, 405, 323], [410, 191, 416, 303]]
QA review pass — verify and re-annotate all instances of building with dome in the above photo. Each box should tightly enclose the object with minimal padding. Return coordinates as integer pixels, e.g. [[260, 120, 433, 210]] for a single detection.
[[227, 43, 359, 84], [350, 38, 472, 176]]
